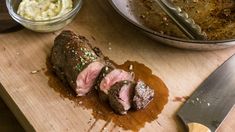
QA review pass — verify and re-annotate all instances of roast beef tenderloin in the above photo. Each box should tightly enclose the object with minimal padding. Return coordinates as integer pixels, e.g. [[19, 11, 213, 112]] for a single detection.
[[51, 30, 155, 114], [51, 30, 105, 96]]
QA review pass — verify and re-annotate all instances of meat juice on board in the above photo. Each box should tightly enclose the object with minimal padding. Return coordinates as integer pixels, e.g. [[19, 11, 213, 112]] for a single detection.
[[46, 58, 169, 131]]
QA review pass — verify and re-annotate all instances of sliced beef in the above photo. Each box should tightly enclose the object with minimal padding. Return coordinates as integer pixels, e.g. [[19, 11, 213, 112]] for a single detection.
[[98, 68, 134, 101], [132, 80, 154, 110], [51, 30, 155, 114], [75, 61, 104, 96], [50, 30, 104, 96], [108, 80, 135, 115], [95, 65, 115, 101]]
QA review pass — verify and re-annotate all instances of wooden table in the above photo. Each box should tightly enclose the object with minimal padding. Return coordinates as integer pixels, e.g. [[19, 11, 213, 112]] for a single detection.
[[0, 96, 24, 131], [1, 0, 235, 131]]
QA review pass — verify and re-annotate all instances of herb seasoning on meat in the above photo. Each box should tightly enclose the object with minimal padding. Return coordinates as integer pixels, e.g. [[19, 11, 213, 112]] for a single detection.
[[50, 30, 159, 115]]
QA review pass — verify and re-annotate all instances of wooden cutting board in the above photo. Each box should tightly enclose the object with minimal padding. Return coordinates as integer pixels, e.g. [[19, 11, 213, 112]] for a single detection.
[[1, 0, 235, 131]]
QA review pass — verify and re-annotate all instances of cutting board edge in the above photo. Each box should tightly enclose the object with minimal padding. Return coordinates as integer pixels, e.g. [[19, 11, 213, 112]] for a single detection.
[[0, 83, 35, 132]]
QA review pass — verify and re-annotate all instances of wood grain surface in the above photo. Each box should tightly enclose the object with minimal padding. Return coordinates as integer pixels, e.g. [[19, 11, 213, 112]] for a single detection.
[[1, 0, 235, 131]]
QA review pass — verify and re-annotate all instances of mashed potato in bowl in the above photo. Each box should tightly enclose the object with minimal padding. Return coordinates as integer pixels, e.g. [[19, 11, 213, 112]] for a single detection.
[[17, 0, 73, 21]]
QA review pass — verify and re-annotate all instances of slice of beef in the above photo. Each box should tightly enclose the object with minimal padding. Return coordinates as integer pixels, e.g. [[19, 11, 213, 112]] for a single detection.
[[108, 80, 135, 115], [75, 61, 104, 96], [95, 65, 115, 101], [50, 30, 105, 96], [95, 65, 115, 89], [132, 80, 154, 110], [98, 68, 134, 101]]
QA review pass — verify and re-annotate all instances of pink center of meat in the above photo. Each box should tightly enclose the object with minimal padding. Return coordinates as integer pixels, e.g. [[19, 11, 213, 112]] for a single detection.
[[100, 69, 134, 94], [119, 83, 133, 110], [76, 61, 104, 96]]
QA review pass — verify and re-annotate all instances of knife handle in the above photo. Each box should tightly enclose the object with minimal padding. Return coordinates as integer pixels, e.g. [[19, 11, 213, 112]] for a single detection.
[[188, 123, 211, 132]]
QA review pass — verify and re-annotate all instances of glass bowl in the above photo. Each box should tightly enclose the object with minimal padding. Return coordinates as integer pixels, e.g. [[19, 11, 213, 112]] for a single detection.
[[6, 0, 82, 32]]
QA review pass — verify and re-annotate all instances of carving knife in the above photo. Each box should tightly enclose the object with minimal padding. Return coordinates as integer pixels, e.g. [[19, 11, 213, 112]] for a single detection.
[[178, 54, 235, 132]]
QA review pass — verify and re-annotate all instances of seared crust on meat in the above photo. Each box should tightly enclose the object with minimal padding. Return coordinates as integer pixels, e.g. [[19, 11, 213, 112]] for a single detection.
[[51, 30, 104, 95], [132, 80, 154, 110], [95, 65, 115, 101], [51, 30, 155, 114], [108, 80, 135, 115]]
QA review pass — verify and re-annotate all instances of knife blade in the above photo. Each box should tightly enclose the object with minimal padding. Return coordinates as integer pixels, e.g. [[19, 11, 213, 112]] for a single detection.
[[177, 54, 235, 132]]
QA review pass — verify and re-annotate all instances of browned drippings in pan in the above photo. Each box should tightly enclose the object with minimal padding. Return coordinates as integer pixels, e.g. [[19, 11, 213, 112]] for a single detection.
[[130, 0, 235, 40]]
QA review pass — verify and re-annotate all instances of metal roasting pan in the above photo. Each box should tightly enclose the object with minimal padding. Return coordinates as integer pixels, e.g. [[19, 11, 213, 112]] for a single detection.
[[108, 0, 235, 50]]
